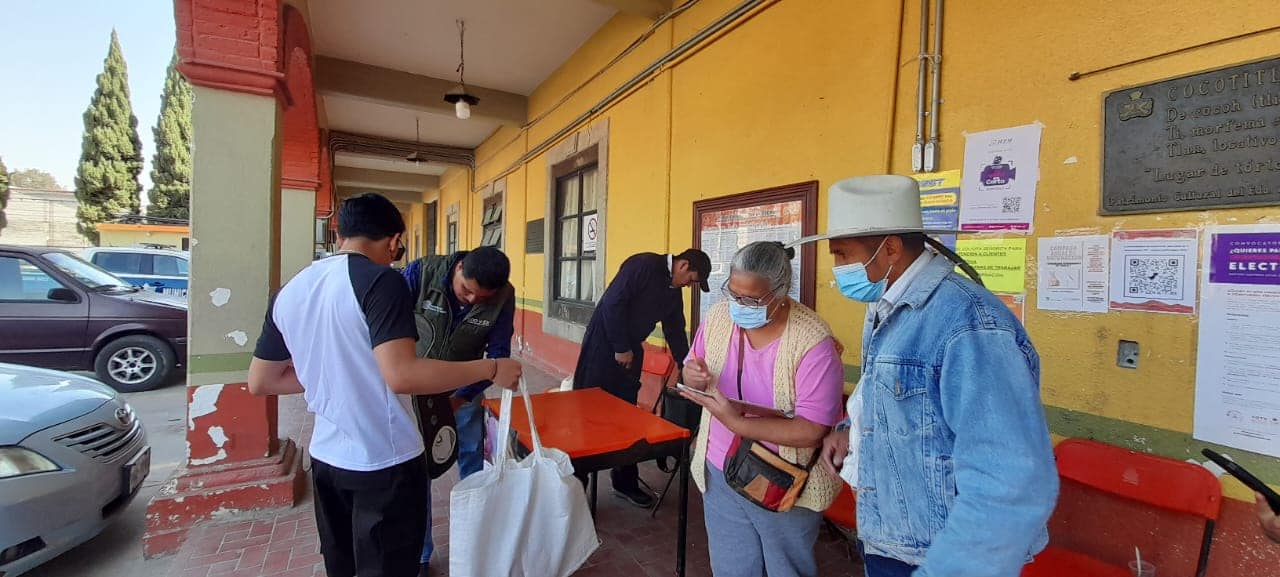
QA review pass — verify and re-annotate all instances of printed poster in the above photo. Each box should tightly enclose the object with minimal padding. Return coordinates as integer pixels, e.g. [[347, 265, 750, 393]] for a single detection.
[[1193, 225, 1280, 458], [1108, 229, 1199, 314], [1036, 235, 1110, 313], [954, 238, 1027, 294], [959, 124, 1042, 232], [910, 170, 961, 249], [698, 200, 803, 318]]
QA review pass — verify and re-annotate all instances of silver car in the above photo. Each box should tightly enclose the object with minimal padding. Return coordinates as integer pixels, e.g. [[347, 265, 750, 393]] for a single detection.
[[0, 364, 150, 576]]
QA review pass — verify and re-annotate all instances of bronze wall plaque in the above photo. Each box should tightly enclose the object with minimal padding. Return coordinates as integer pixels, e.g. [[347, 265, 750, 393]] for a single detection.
[[1102, 58, 1280, 215]]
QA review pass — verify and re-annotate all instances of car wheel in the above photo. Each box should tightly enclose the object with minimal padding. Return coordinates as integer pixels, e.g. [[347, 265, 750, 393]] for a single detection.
[[95, 335, 175, 393]]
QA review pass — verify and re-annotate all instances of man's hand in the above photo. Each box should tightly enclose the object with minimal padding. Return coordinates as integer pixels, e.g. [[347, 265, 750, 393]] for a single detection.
[[820, 428, 850, 478], [1257, 493, 1280, 543], [614, 351, 634, 369], [682, 356, 713, 390], [491, 358, 523, 390]]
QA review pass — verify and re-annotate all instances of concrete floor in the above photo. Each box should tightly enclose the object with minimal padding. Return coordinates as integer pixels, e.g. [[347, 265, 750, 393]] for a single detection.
[[22, 373, 187, 577]]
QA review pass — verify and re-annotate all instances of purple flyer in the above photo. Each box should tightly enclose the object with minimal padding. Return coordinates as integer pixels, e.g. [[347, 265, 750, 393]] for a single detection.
[[1209, 232, 1280, 286]]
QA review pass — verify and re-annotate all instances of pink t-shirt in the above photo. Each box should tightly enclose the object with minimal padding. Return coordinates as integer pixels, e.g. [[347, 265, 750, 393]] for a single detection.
[[687, 325, 845, 470]]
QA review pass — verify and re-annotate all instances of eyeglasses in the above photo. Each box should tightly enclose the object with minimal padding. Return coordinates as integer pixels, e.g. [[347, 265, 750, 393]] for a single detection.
[[720, 279, 778, 308]]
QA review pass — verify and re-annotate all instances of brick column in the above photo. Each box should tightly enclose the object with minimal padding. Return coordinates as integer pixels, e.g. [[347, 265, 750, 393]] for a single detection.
[[144, 0, 305, 558]]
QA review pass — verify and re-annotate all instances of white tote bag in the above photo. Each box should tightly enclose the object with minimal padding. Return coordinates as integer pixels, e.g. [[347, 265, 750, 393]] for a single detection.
[[449, 382, 600, 577]]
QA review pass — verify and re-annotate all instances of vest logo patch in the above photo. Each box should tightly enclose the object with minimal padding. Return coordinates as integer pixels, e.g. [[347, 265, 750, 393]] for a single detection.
[[467, 318, 492, 327], [424, 302, 447, 314]]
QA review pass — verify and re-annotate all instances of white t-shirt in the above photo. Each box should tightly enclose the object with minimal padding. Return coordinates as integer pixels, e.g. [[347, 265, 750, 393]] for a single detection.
[[255, 253, 424, 472]]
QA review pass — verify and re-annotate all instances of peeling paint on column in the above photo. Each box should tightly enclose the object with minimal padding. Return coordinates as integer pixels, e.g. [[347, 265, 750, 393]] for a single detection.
[[210, 288, 232, 307], [208, 425, 228, 449], [190, 448, 227, 466], [188, 383, 224, 429], [226, 330, 248, 347]]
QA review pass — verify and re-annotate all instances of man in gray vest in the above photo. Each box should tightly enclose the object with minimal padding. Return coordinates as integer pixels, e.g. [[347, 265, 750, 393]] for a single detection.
[[401, 246, 515, 576]]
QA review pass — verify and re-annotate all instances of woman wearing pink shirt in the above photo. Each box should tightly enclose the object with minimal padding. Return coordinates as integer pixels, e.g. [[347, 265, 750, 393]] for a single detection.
[[679, 241, 845, 577]]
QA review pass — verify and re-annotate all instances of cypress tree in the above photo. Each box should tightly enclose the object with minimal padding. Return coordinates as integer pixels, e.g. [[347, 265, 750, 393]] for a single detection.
[[147, 53, 192, 220], [0, 156, 9, 234], [75, 30, 143, 243]]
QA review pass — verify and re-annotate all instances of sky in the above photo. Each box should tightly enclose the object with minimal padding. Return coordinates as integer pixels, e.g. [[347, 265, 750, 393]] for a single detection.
[[0, 0, 176, 199]]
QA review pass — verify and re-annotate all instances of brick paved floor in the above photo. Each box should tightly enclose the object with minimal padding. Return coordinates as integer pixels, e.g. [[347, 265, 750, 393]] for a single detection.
[[168, 359, 865, 577]]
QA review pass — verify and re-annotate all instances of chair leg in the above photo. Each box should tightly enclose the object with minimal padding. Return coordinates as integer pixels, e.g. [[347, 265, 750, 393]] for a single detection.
[[649, 468, 680, 518], [824, 519, 861, 562]]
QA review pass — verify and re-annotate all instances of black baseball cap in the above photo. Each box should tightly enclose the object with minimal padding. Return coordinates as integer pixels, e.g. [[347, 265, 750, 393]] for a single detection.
[[675, 248, 712, 293]]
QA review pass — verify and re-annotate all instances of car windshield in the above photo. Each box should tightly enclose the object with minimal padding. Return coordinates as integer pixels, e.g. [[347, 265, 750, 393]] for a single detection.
[[43, 252, 133, 290]]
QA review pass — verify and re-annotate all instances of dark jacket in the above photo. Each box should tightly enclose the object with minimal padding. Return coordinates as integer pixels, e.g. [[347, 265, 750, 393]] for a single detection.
[[573, 253, 689, 397]]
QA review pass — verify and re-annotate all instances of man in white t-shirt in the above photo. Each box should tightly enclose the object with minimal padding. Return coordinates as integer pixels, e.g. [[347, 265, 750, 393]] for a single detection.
[[248, 193, 522, 577]]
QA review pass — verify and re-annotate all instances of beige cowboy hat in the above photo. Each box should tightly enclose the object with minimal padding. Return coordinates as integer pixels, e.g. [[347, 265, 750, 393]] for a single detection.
[[788, 174, 967, 247]]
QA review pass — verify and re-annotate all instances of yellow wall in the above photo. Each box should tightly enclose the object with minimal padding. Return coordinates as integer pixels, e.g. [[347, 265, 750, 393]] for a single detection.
[[97, 226, 190, 249], [448, 0, 1280, 492]]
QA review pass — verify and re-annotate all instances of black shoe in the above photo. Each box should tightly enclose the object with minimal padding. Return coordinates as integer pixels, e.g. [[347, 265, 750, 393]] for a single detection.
[[613, 486, 655, 508]]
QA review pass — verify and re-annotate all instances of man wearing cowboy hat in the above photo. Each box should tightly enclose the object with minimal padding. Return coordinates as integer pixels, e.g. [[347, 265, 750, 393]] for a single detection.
[[793, 175, 1058, 577]]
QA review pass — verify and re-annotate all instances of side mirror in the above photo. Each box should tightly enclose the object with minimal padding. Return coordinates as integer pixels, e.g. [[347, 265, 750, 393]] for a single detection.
[[47, 288, 79, 302]]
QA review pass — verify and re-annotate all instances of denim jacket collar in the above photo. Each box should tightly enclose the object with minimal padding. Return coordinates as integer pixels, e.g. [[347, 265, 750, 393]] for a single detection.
[[895, 251, 956, 312]]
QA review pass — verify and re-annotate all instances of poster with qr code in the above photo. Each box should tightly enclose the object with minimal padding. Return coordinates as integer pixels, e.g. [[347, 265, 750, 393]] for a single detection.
[[959, 124, 1042, 233], [1108, 229, 1199, 314]]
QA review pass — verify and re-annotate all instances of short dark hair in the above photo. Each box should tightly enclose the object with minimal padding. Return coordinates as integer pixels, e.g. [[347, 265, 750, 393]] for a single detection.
[[900, 233, 927, 253], [862, 233, 926, 254], [460, 246, 511, 290], [337, 193, 405, 241]]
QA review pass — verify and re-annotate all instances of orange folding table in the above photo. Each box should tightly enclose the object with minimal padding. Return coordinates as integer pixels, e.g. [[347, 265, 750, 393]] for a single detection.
[[485, 387, 694, 577]]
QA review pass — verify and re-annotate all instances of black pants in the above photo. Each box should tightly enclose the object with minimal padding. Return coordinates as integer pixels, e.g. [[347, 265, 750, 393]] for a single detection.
[[312, 455, 429, 577], [572, 346, 644, 493]]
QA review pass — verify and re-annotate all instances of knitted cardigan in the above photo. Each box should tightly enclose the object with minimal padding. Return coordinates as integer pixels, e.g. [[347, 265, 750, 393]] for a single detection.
[[690, 301, 840, 512]]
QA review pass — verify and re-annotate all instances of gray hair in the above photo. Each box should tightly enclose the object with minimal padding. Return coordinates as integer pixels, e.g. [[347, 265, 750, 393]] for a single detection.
[[730, 241, 796, 297]]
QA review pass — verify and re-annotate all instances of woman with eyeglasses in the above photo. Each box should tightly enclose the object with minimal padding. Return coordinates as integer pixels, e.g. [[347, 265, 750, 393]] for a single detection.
[[678, 240, 845, 577]]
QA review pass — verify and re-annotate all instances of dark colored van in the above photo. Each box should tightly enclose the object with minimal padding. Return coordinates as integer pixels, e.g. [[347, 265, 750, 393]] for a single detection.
[[0, 245, 187, 392]]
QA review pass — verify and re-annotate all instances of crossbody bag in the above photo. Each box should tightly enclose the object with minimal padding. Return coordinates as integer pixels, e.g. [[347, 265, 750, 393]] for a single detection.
[[722, 329, 818, 512]]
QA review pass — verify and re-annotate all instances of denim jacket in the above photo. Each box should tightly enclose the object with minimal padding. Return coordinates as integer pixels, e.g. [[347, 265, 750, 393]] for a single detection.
[[855, 254, 1058, 576]]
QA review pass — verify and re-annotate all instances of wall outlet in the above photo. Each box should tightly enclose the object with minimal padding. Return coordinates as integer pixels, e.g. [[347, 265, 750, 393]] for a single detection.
[[1117, 340, 1139, 369]]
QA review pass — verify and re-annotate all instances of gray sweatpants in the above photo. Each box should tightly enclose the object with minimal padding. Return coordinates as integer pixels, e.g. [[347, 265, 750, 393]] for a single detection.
[[703, 463, 822, 577]]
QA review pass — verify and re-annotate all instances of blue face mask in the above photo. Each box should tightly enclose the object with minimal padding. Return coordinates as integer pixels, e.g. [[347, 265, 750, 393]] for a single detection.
[[729, 301, 771, 329], [833, 238, 891, 303]]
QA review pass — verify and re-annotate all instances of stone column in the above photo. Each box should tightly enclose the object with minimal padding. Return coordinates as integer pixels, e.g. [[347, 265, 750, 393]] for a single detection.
[[144, 86, 303, 558], [280, 187, 317, 281]]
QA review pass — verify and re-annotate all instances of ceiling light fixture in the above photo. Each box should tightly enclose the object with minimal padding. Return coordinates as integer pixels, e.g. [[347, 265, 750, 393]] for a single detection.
[[443, 19, 479, 120], [405, 117, 425, 163]]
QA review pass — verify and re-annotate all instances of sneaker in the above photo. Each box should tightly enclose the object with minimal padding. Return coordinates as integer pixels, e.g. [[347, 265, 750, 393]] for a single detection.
[[613, 486, 655, 508]]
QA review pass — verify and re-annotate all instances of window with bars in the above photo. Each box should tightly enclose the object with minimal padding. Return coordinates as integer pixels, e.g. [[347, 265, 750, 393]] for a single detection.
[[447, 220, 458, 254], [553, 165, 600, 304], [480, 193, 504, 248]]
